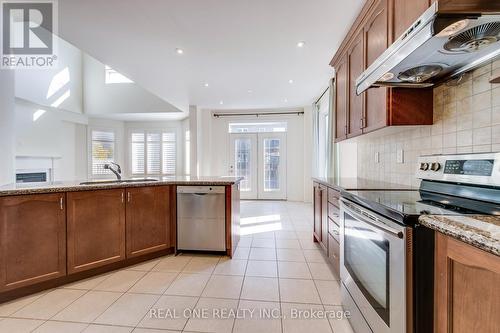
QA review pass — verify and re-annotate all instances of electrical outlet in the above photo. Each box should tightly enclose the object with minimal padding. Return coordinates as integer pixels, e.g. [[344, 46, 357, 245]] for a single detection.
[[375, 152, 380, 163], [397, 149, 404, 164]]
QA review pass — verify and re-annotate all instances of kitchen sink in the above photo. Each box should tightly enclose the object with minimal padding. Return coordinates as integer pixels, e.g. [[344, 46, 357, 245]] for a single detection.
[[79, 178, 158, 185]]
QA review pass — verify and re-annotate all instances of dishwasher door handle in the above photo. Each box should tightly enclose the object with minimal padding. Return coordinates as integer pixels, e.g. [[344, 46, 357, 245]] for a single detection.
[[193, 193, 208, 196]]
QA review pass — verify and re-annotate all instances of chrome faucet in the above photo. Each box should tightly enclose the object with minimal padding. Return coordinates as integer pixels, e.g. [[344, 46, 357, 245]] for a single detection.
[[104, 162, 122, 180]]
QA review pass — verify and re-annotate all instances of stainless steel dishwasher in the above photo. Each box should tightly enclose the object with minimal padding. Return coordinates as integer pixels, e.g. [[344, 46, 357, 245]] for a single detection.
[[176, 186, 226, 251]]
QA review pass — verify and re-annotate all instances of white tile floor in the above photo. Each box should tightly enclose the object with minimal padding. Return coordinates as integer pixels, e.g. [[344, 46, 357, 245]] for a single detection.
[[0, 201, 354, 333]]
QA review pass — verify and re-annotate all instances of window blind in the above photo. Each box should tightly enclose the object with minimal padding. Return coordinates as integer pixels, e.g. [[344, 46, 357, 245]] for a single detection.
[[131, 130, 176, 176], [91, 130, 115, 175]]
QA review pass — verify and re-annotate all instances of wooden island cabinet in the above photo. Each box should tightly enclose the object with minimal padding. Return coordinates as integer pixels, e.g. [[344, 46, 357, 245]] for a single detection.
[[435, 232, 500, 333], [125, 186, 173, 258], [0, 193, 66, 292], [67, 189, 126, 274], [0, 180, 240, 302], [331, 0, 434, 142]]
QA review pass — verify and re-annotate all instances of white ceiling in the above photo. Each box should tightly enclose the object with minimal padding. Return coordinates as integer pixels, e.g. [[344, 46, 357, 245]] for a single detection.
[[58, 0, 364, 116]]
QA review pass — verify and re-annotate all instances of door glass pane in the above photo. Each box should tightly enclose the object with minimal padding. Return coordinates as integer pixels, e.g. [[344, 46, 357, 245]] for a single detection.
[[344, 212, 390, 324], [263, 138, 280, 191], [235, 138, 252, 192]]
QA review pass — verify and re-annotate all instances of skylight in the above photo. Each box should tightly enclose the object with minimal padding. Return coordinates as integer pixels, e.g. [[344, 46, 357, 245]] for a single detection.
[[105, 65, 133, 84]]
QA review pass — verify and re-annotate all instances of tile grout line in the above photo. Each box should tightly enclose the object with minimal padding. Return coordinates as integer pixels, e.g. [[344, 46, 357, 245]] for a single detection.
[[230, 248, 249, 333]]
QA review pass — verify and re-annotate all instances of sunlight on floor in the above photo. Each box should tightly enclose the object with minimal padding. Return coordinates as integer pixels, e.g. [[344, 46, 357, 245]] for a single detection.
[[240, 214, 283, 236]]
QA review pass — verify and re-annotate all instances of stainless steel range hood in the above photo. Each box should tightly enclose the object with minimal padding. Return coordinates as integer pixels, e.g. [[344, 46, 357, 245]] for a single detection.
[[356, 2, 500, 95]]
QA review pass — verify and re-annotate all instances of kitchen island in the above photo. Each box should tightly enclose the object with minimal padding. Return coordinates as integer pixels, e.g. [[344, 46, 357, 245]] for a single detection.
[[0, 176, 241, 302]]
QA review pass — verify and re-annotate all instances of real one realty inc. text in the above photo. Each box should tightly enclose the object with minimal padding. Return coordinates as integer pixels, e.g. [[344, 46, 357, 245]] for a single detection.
[[148, 307, 351, 320]]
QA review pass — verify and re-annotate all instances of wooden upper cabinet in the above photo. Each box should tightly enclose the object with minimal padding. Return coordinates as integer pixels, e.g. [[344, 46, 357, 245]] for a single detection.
[[435, 232, 500, 333], [67, 189, 126, 274], [392, 0, 431, 42], [334, 55, 348, 141], [331, 0, 433, 142], [347, 30, 365, 138], [125, 186, 171, 258], [0, 193, 66, 291], [363, 0, 389, 133]]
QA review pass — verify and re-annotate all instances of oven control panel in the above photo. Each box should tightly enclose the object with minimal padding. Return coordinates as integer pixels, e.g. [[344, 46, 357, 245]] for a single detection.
[[416, 152, 500, 187]]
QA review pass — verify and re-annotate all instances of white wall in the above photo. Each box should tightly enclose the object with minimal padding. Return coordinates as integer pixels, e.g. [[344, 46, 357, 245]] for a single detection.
[[303, 106, 313, 202], [0, 70, 16, 185], [197, 109, 310, 202], [15, 37, 83, 114], [15, 102, 87, 181], [83, 55, 180, 116]]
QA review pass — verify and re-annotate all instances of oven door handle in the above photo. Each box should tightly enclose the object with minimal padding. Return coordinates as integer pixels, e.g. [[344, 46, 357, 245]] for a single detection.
[[341, 199, 405, 239]]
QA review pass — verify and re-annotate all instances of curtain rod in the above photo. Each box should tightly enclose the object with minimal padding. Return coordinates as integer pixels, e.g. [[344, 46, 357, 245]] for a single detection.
[[314, 82, 331, 105], [213, 111, 304, 118]]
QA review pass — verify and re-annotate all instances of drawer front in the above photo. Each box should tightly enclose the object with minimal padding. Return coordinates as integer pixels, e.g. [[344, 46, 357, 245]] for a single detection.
[[328, 188, 340, 204], [328, 234, 340, 278], [329, 218, 340, 242], [328, 202, 340, 222]]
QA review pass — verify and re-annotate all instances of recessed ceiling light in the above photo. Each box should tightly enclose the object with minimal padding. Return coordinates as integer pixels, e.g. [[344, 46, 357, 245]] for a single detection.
[[175, 48, 184, 55], [219, 100, 224, 105], [297, 41, 306, 48], [288, 79, 294, 84], [284, 98, 288, 103], [204, 83, 209, 87], [247, 90, 253, 93]]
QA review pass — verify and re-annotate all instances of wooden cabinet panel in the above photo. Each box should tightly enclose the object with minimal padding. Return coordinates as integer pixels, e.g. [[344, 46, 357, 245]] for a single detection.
[[67, 189, 125, 274], [392, 0, 431, 42], [313, 184, 322, 242], [435, 232, 500, 333], [347, 31, 364, 138], [328, 234, 340, 278], [328, 218, 340, 243], [320, 185, 328, 251], [0, 194, 66, 291], [327, 188, 340, 205], [126, 186, 171, 258], [364, 0, 389, 133], [334, 56, 348, 141]]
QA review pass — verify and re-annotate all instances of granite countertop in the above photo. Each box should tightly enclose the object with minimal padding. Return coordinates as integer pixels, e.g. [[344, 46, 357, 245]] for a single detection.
[[419, 215, 500, 256], [0, 176, 243, 197], [312, 177, 414, 191]]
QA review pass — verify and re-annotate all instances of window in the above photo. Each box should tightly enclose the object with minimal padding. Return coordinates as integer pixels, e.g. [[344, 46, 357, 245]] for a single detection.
[[130, 130, 176, 176], [105, 65, 133, 84], [91, 130, 115, 176]]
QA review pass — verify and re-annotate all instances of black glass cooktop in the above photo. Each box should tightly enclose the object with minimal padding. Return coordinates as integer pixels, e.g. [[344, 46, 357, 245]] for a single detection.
[[341, 189, 499, 225]]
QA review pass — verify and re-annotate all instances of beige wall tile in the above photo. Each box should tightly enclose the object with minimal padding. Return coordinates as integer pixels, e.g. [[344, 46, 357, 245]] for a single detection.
[[354, 62, 500, 185], [473, 127, 492, 145], [457, 130, 473, 147]]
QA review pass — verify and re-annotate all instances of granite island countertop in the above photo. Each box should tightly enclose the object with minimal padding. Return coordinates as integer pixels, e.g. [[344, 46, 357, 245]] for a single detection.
[[0, 176, 243, 197], [419, 215, 500, 256]]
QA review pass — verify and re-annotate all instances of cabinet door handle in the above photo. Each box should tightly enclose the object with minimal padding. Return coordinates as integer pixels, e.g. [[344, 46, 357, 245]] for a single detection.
[[121, 192, 124, 203], [60, 197, 64, 210], [127, 192, 131, 203]]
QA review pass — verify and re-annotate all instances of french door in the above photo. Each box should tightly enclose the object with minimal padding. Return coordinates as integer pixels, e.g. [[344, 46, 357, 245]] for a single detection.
[[229, 133, 286, 200]]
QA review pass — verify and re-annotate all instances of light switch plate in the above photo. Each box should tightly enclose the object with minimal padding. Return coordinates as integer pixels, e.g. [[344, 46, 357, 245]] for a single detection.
[[375, 152, 380, 163], [397, 149, 404, 164]]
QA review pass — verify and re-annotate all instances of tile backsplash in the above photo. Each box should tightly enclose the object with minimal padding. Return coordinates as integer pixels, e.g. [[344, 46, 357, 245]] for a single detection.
[[355, 60, 500, 188]]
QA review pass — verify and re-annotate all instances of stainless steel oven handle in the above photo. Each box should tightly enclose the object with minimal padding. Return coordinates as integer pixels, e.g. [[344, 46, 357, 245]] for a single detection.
[[340, 198, 404, 239]]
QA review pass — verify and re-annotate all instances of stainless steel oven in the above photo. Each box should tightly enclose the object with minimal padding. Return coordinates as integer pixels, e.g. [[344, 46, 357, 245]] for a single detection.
[[340, 198, 411, 333]]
